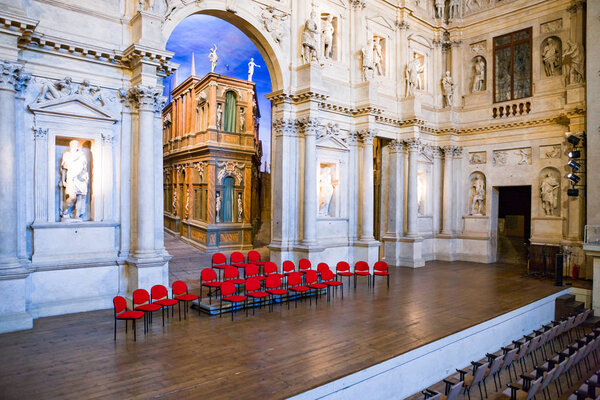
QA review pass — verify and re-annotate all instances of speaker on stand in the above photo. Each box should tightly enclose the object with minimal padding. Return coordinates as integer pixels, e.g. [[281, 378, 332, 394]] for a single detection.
[[555, 253, 564, 286]]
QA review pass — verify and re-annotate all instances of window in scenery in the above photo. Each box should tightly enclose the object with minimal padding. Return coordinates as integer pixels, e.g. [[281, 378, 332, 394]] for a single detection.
[[222, 177, 234, 222], [493, 27, 532, 103], [223, 91, 237, 132]]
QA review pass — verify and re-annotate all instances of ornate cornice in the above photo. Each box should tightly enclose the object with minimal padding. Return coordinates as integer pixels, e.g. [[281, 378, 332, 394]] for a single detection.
[[0, 60, 30, 92], [0, 10, 38, 45], [121, 44, 177, 76]]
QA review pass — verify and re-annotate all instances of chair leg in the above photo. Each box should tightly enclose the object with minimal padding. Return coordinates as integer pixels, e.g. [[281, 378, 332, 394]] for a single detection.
[[178, 302, 181, 321], [114, 319, 116, 341], [133, 320, 137, 341]]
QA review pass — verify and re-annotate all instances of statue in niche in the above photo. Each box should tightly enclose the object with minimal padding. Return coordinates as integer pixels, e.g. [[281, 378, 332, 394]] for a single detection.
[[239, 107, 246, 132], [321, 15, 335, 60], [237, 193, 243, 222], [247, 58, 260, 82], [60, 140, 89, 221], [434, 0, 445, 19], [472, 57, 486, 92], [469, 175, 485, 215], [76, 80, 107, 106], [172, 190, 177, 216], [38, 77, 74, 102], [441, 71, 455, 107], [301, 9, 320, 63], [562, 40, 584, 84], [542, 38, 560, 77], [209, 44, 218, 73], [373, 37, 384, 76], [215, 192, 222, 223], [449, 0, 460, 20], [540, 173, 559, 216], [406, 54, 424, 96], [318, 166, 334, 217], [361, 38, 375, 81], [216, 103, 223, 130], [185, 188, 190, 219]]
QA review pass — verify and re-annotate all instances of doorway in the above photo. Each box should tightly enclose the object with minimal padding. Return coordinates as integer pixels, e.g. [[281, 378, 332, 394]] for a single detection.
[[496, 186, 531, 264]]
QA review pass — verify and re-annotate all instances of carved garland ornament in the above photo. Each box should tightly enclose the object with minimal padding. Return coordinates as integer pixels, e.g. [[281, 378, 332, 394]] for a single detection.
[[217, 161, 245, 185]]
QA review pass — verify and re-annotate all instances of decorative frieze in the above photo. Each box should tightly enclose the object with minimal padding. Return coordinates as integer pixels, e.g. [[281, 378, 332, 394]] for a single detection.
[[541, 19, 563, 34], [259, 6, 289, 45], [492, 147, 531, 166], [540, 145, 561, 159], [470, 41, 486, 54], [469, 151, 486, 164]]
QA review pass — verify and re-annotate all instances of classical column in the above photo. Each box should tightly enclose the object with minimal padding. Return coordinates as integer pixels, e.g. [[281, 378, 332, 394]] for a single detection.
[[432, 147, 443, 234], [33, 128, 49, 223], [359, 130, 376, 240], [118, 90, 132, 258], [128, 85, 162, 258], [406, 138, 421, 237], [299, 117, 320, 245], [441, 146, 455, 235], [101, 132, 114, 221], [0, 61, 30, 272], [385, 140, 405, 237]]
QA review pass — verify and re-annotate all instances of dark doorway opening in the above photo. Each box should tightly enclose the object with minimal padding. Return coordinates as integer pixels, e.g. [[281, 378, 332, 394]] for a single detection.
[[497, 186, 531, 264]]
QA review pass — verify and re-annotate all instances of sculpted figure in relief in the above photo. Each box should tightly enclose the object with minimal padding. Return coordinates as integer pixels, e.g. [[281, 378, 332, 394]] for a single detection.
[[449, 0, 460, 20], [60, 140, 89, 221], [562, 40, 584, 84], [209, 44, 218, 73], [321, 15, 335, 60], [77, 80, 107, 106], [441, 71, 455, 107], [301, 9, 320, 63], [472, 57, 485, 92], [373, 37, 384, 76], [542, 38, 560, 77], [465, 0, 481, 11], [469, 175, 485, 215], [361, 38, 375, 81], [237, 193, 243, 222], [318, 167, 334, 217], [540, 173, 559, 216], [248, 58, 260, 82], [260, 6, 288, 44], [434, 0, 445, 19], [215, 192, 222, 223], [38, 77, 74, 102], [406, 55, 424, 96]]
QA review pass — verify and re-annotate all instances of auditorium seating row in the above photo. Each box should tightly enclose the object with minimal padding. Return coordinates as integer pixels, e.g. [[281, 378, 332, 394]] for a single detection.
[[421, 308, 594, 400], [568, 370, 600, 400]]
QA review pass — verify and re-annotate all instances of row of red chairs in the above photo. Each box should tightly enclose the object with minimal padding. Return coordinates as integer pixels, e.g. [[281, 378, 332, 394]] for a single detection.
[[112, 281, 198, 341]]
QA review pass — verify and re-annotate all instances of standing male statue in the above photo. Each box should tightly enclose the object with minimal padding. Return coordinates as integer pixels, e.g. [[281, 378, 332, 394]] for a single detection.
[[470, 175, 485, 215], [216, 103, 223, 130], [209, 44, 218, 73], [562, 39, 584, 84], [540, 173, 559, 216], [215, 192, 222, 223], [237, 193, 243, 222], [449, 0, 460, 20], [318, 167, 334, 216], [302, 9, 320, 63], [406, 55, 423, 96], [373, 37, 384, 76], [60, 140, 89, 221], [247, 58, 260, 82], [321, 15, 335, 60], [441, 71, 455, 107], [434, 0, 445, 19], [542, 38, 559, 77], [472, 57, 485, 92]]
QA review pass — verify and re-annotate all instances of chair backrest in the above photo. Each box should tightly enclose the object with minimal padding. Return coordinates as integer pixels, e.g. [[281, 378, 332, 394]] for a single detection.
[[151, 285, 169, 301], [264, 262, 277, 275], [299, 258, 311, 271], [245, 277, 261, 292], [516, 341, 530, 359], [373, 261, 388, 272], [220, 282, 236, 296], [305, 270, 318, 284], [553, 358, 568, 380], [539, 368, 555, 391], [248, 250, 261, 262], [336, 261, 350, 272], [265, 275, 281, 289], [133, 288, 151, 307], [321, 269, 335, 282], [245, 264, 259, 277], [425, 393, 441, 400], [212, 252, 227, 265], [172, 280, 188, 296], [283, 260, 295, 273], [231, 252, 245, 263], [525, 376, 543, 400], [201, 268, 217, 282], [113, 296, 127, 314], [355, 261, 369, 272], [503, 347, 518, 368], [446, 381, 463, 400], [287, 272, 303, 287], [471, 362, 488, 385], [317, 263, 330, 273], [488, 354, 504, 376], [224, 266, 239, 280]]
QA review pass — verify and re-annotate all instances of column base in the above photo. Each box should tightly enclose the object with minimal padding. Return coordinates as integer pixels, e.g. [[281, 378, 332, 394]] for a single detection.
[[125, 254, 170, 298], [384, 237, 424, 268], [0, 274, 32, 333], [354, 239, 380, 267]]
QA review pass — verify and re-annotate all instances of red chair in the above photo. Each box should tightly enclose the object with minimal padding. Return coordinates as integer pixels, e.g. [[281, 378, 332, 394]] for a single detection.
[[264, 262, 284, 279], [305, 270, 327, 305], [282, 260, 296, 276], [287, 272, 310, 308], [172, 280, 199, 320], [336, 261, 354, 288], [321, 268, 343, 300], [212, 252, 231, 279], [133, 288, 161, 332], [373, 261, 389, 288], [245, 277, 269, 314], [201, 268, 221, 305], [219, 282, 247, 320], [113, 296, 144, 341], [299, 258, 312, 275], [245, 264, 265, 282], [151, 285, 178, 326], [317, 262, 330, 278], [230, 252, 247, 275], [354, 261, 371, 289], [224, 265, 246, 286], [248, 250, 266, 267], [265, 275, 289, 311]]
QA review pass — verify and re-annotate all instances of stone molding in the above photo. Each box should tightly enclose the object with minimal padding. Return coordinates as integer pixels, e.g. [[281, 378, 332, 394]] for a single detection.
[[389, 139, 405, 153], [33, 127, 48, 141], [124, 85, 165, 112], [0, 60, 31, 92], [317, 122, 340, 140], [405, 138, 422, 152], [272, 118, 295, 137], [442, 145, 460, 157], [297, 117, 321, 136], [358, 129, 377, 145]]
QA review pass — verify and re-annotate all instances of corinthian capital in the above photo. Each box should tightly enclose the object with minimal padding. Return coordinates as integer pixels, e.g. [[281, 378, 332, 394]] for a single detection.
[[125, 85, 164, 112], [358, 129, 377, 145], [296, 117, 321, 136], [0, 61, 31, 92], [272, 118, 296, 137], [405, 138, 422, 151], [389, 139, 405, 153]]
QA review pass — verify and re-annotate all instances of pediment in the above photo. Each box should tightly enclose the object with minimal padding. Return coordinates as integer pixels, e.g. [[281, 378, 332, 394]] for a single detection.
[[325, 0, 347, 8], [316, 135, 348, 151], [28, 95, 117, 122], [367, 15, 395, 31]]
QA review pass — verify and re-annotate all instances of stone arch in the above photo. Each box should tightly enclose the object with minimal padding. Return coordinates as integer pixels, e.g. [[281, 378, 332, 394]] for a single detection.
[[469, 56, 486, 93], [467, 171, 486, 215], [540, 36, 562, 77], [538, 167, 561, 216]]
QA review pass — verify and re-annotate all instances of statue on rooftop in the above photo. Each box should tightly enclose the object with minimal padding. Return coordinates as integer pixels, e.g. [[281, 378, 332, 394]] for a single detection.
[[209, 44, 218, 73]]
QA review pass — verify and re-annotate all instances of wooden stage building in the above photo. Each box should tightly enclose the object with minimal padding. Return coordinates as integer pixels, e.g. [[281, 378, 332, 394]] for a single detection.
[[0, 240, 566, 399]]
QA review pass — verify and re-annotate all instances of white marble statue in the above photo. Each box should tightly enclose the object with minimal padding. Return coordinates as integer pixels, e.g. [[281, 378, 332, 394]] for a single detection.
[[441, 71, 455, 107], [361, 38, 375, 81], [216, 103, 223, 130], [373, 37, 384, 76], [542, 38, 560, 77], [77, 79, 107, 106], [406, 55, 424, 96], [469, 175, 485, 215], [449, 0, 460, 19], [318, 167, 334, 216], [239, 107, 246, 132], [260, 6, 288, 45], [434, 0, 445, 18], [472, 57, 485, 92], [321, 15, 335, 60], [215, 192, 222, 223], [60, 140, 89, 221], [540, 173, 559, 216], [302, 9, 320, 63], [209, 44, 218, 73], [562, 40, 584, 84], [247, 58, 260, 82], [38, 77, 74, 102], [237, 193, 243, 222]]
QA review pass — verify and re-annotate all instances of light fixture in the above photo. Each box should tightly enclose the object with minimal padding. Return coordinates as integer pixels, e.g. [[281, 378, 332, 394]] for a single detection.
[[567, 173, 581, 184], [568, 150, 581, 158], [567, 135, 580, 146], [567, 188, 579, 197], [568, 160, 581, 171]]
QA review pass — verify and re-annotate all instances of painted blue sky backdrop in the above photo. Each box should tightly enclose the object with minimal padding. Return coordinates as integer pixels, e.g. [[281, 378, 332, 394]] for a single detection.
[[163, 14, 272, 171]]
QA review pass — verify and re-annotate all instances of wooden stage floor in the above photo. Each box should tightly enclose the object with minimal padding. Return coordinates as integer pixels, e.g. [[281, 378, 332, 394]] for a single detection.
[[0, 260, 564, 400]]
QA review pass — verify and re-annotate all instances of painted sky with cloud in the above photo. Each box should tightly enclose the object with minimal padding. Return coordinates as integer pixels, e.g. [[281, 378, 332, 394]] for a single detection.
[[163, 14, 272, 171]]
